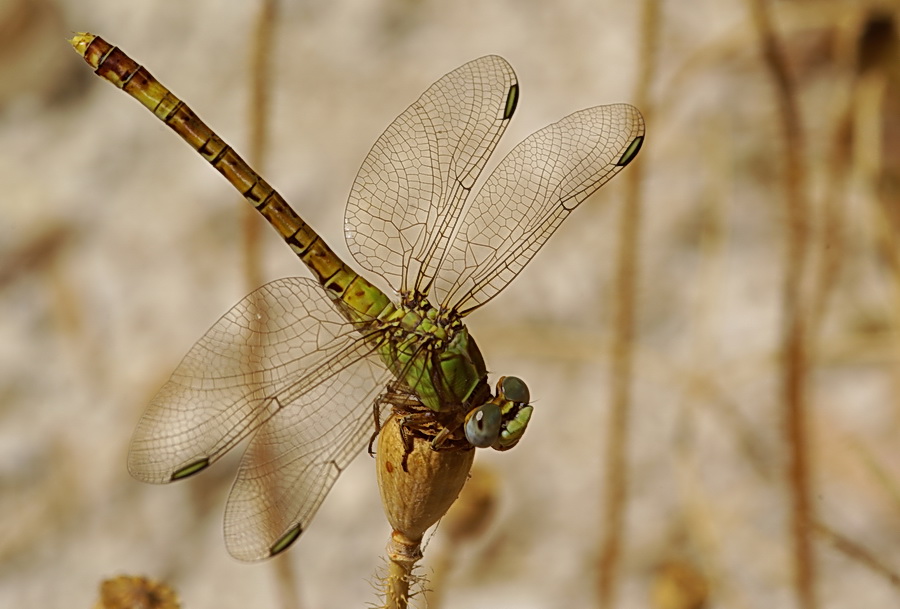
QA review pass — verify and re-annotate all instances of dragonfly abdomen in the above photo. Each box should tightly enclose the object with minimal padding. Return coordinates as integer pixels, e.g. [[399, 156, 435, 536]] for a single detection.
[[71, 33, 394, 325]]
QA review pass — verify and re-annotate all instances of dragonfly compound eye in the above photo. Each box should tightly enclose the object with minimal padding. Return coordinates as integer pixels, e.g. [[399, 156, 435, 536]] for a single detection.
[[464, 403, 502, 448], [498, 376, 530, 404]]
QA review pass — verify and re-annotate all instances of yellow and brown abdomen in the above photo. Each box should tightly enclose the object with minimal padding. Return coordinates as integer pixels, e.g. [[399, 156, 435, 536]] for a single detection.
[[70, 33, 391, 324]]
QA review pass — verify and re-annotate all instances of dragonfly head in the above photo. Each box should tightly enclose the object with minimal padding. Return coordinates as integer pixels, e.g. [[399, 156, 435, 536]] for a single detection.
[[463, 376, 532, 450]]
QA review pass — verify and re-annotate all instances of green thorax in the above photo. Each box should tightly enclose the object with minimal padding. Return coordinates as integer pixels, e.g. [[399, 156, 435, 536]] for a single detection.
[[377, 297, 487, 412]]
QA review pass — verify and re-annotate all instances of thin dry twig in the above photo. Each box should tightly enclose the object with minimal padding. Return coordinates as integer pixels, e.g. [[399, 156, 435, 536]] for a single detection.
[[744, 1, 816, 608], [597, 1, 659, 607], [244, 0, 276, 293], [813, 520, 900, 590], [245, 3, 302, 609]]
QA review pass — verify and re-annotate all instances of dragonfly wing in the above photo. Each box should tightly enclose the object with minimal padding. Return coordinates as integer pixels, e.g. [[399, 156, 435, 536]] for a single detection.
[[345, 55, 518, 297], [223, 359, 390, 561], [436, 103, 645, 314], [127, 277, 388, 485]]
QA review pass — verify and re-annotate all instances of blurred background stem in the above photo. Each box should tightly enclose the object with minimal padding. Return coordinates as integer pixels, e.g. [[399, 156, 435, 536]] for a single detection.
[[597, 0, 659, 607], [246, 2, 303, 609], [245, 0, 275, 294], [745, 1, 816, 608]]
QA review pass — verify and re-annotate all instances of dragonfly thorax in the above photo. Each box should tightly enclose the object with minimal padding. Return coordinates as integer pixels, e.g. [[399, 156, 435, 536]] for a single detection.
[[378, 298, 488, 415], [381, 293, 532, 453]]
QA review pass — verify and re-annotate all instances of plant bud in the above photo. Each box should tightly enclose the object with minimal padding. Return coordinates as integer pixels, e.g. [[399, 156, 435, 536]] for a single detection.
[[376, 415, 475, 541]]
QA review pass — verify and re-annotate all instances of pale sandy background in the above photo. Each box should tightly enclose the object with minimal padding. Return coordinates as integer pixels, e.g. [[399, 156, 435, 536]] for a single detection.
[[1, 0, 899, 608]]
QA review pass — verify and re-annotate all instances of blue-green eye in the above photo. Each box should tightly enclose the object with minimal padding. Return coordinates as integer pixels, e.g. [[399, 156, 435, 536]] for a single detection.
[[464, 403, 502, 448], [498, 376, 530, 404]]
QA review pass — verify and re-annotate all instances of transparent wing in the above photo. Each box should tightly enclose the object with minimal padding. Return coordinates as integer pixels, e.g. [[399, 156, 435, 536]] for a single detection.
[[435, 104, 645, 314], [224, 362, 388, 561], [345, 55, 518, 297], [127, 277, 389, 487]]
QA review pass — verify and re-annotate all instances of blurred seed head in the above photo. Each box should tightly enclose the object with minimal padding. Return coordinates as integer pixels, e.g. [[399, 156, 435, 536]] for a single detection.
[[440, 463, 499, 544], [650, 558, 709, 609], [94, 575, 180, 609]]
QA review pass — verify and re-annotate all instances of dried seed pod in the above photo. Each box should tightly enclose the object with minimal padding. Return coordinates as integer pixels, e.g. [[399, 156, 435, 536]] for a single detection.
[[94, 576, 180, 609], [651, 558, 709, 609], [376, 415, 475, 542]]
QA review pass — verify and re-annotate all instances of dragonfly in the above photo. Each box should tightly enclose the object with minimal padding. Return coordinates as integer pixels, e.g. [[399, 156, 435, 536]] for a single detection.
[[71, 33, 644, 562]]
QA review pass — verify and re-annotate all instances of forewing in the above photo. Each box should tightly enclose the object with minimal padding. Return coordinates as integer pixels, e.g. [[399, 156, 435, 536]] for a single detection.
[[127, 277, 388, 485], [345, 55, 518, 296], [436, 104, 645, 314]]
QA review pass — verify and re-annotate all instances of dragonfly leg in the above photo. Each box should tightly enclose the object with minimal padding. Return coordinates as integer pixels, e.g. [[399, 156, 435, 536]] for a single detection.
[[367, 392, 398, 457], [372, 382, 473, 469], [431, 425, 455, 450], [396, 411, 439, 471], [367, 400, 382, 457], [369, 386, 442, 468]]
